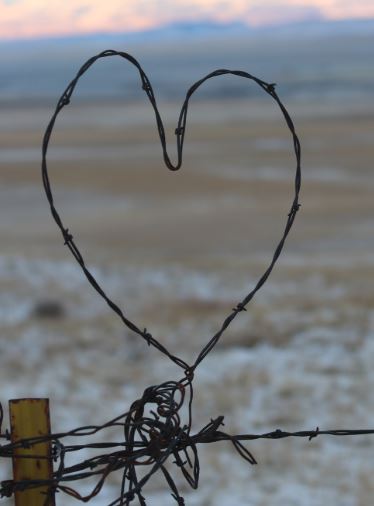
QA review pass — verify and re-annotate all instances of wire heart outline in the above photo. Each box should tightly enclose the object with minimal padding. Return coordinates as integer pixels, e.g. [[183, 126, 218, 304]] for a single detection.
[[41, 49, 301, 376]]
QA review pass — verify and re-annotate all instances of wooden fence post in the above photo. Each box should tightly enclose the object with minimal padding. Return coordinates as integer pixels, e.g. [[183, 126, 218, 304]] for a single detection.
[[9, 398, 55, 506]]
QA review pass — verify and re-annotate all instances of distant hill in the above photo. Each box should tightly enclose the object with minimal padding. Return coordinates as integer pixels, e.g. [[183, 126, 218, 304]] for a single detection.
[[127, 20, 250, 40], [2, 17, 374, 46], [1, 18, 373, 103]]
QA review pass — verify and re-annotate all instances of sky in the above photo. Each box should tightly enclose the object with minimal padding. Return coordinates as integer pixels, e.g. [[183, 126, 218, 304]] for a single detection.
[[1, 0, 374, 40]]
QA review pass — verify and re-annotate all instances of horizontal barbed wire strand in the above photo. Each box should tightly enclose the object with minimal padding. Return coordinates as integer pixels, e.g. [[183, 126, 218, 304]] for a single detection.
[[2, 393, 374, 504]]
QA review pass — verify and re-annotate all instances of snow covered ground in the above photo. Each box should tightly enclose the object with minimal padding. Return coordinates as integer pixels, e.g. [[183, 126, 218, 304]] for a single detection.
[[1, 252, 373, 505]]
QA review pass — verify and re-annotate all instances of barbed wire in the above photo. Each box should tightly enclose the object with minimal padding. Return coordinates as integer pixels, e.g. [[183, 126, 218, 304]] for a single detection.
[[41, 49, 301, 375], [1, 49, 372, 505], [1, 378, 374, 505]]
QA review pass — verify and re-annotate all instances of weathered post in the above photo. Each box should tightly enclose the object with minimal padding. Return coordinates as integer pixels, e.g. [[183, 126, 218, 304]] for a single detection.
[[9, 398, 55, 505]]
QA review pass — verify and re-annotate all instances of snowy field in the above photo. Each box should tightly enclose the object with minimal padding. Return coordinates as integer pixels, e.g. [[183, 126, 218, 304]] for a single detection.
[[0, 253, 374, 505]]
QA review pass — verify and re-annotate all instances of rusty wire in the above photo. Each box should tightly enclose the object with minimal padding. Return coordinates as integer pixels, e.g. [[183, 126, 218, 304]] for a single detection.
[[1, 49, 373, 505], [1, 379, 374, 505]]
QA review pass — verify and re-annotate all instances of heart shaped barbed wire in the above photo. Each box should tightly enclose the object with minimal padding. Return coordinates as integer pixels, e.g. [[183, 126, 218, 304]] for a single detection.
[[3, 56, 372, 504], [41, 49, 301, 377]]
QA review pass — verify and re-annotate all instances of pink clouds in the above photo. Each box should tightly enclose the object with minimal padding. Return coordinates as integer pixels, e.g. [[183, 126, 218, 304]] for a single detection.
[[245, 3, 323, 26], [0, 0, 373, 40]]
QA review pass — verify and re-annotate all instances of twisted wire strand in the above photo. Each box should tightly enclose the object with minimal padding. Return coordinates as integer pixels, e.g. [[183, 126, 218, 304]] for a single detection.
[[41, 49, 301, 374]]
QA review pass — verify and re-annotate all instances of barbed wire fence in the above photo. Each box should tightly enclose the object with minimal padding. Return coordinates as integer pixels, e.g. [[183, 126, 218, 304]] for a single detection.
[[1, 49, 373, 505]]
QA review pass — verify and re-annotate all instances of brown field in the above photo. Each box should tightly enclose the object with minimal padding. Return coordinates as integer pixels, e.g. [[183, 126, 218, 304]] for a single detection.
[[0, 97, 373, 505]]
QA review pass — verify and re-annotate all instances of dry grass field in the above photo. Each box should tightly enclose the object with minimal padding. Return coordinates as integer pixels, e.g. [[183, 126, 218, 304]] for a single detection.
[[1, 95, 373, 504]]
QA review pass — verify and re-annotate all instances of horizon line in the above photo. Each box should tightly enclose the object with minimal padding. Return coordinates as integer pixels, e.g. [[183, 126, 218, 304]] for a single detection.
[[1, 15, 374, 44]]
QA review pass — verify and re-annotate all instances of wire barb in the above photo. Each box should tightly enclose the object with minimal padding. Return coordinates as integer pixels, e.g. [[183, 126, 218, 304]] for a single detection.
[[63, 228, 74, 245]]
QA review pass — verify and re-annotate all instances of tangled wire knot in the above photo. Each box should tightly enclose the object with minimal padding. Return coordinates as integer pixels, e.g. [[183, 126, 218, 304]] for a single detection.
[[114, 376, 256, 505], [1, 375, 257, 505]]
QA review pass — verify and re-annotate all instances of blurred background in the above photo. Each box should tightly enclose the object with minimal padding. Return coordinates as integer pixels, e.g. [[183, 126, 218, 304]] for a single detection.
[[1, 1, 374, 505]]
